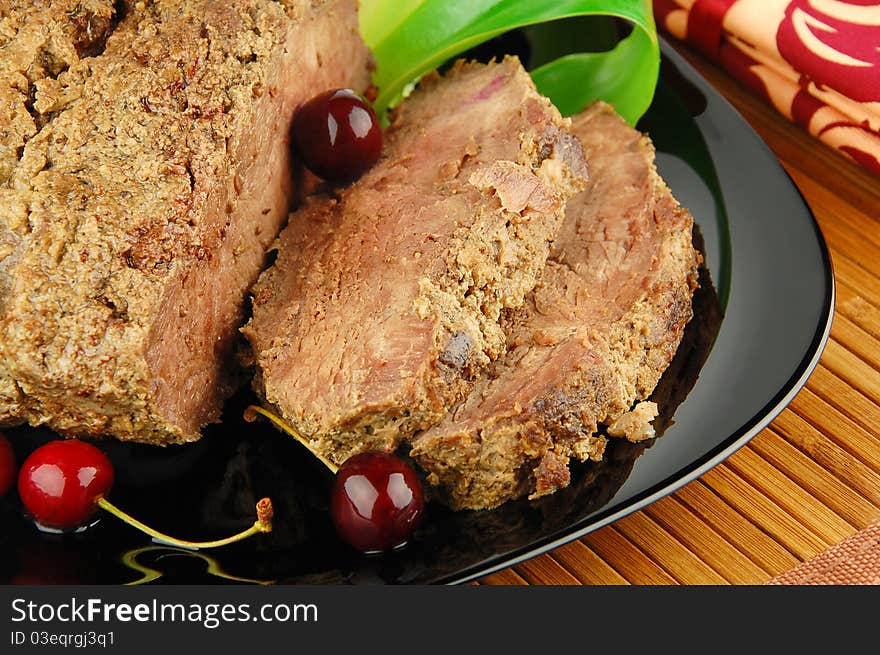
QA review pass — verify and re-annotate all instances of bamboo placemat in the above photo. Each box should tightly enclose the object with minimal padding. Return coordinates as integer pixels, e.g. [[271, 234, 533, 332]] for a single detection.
[[478, 43, 880, 586]]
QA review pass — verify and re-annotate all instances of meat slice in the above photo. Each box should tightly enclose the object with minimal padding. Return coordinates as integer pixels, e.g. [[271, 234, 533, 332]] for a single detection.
[[411, 102, 702, 510], [0, 0, 371, 444], [244, 58, 590, 465]]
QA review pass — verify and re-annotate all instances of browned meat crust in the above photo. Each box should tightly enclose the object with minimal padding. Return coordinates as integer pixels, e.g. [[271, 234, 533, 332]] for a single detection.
[[0, 0, 370, 443], [244, 57, 590, 465], [411, 102, 702, 510]]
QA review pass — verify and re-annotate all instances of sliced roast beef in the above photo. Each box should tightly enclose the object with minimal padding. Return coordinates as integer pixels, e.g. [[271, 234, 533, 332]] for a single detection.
[[0, 0, 371, 443], [411, 102, 702, 510], [244, 57, 590, 465]]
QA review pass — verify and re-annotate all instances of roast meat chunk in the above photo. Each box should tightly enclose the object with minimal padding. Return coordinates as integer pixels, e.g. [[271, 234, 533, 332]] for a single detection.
[[0, 0, 371, 443], [244, 57, 590, 465], [411, 103, 702, 509]]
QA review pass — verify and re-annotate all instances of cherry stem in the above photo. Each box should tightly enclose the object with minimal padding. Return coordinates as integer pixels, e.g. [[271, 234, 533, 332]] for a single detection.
[[244, 405, 339, 474], [96, 497, 274, 551]]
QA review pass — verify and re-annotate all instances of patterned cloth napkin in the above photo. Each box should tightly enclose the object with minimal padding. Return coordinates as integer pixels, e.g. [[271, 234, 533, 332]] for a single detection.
[[652, 0, 880, 177], [767, 521, 880, 585]]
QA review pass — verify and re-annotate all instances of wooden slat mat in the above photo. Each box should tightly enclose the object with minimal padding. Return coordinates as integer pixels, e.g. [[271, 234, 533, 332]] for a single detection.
[[478, 45, 880, 586]]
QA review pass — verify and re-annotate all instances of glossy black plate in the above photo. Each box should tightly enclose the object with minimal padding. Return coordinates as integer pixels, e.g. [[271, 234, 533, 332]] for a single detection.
[[0, 41, 833, 585]]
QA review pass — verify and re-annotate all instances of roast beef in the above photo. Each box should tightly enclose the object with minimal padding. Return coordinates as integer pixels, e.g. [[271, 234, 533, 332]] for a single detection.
[[0, 0, 371, 443], [243, 58, 590, 465], [410, 102, 702, 509]]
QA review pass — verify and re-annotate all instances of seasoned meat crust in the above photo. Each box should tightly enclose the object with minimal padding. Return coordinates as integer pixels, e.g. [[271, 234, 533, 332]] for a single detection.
[[0, 0, 370, 443], [244, 57, 590, 465], [411, 103, 702, 510]]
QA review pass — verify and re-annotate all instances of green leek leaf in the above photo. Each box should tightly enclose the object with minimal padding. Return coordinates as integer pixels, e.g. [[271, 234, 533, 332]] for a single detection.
[[359, 0, 660, 125]]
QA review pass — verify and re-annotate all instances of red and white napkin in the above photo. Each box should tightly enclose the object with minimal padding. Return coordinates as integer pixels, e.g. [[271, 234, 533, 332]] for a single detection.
[[653, 0, 880, 176]]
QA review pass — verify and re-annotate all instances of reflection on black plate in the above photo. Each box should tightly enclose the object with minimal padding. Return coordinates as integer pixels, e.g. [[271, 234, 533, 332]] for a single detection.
[[0, 41, 833, 585]]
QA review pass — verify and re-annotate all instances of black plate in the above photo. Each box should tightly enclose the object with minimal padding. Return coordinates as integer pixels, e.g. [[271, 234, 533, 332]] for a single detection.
[[0, 41, 833, 585]]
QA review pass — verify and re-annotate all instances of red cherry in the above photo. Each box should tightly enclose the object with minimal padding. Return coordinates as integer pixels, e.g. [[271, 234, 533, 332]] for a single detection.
[[14, 437, 272, 547], [17, 440, 114, 531], [0, 433, 15, 497], [292, 88, 382, 182], [331, 451, 424, 553]]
